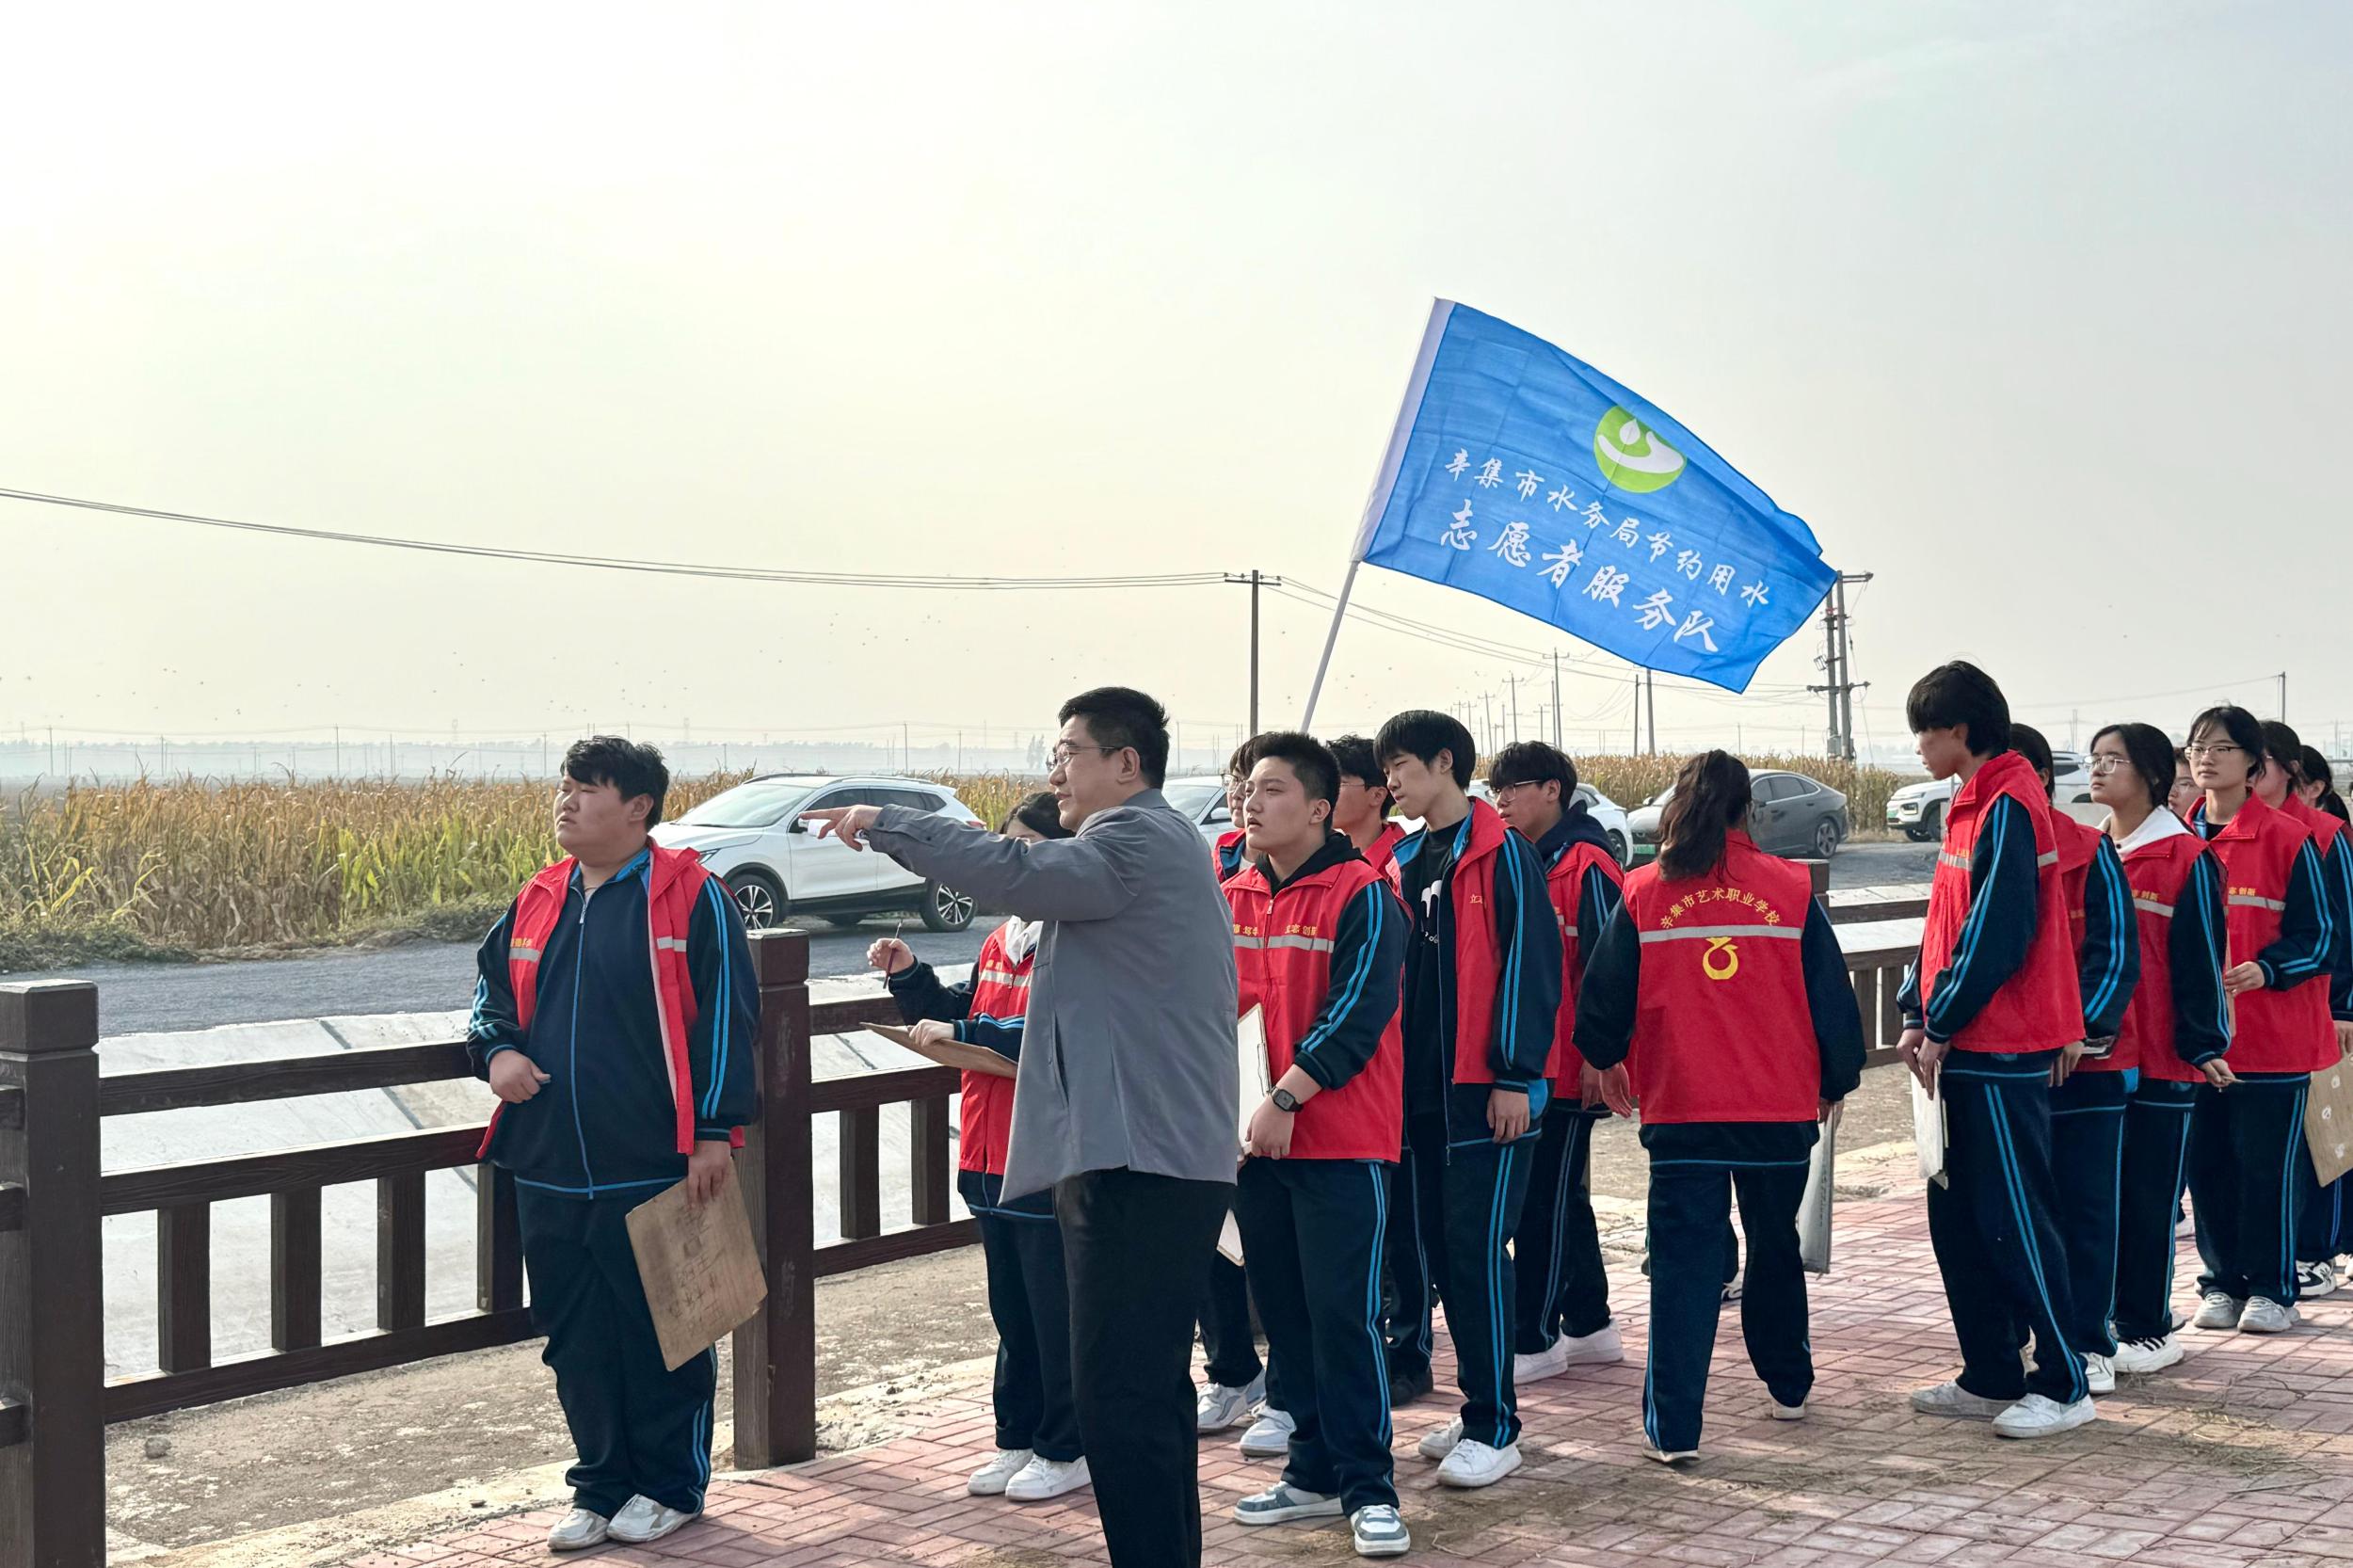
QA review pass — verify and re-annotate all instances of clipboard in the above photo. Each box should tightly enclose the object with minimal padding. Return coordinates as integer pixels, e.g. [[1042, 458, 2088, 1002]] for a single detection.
[[868, 1021, 1018, 1079], [625, 1164, 769, 1371], [1798, 1102, 1840, 1275], [1236, 1005, 1272, 1144], [1912, 1074, 1948, 1188]]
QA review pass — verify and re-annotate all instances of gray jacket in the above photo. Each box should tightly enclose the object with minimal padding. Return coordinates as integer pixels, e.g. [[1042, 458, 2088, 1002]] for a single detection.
[[869, 790, 1240, 1199]]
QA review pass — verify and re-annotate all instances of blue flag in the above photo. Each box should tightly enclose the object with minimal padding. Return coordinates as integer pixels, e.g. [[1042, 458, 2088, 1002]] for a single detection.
[[1353, 301, 1834, 693]]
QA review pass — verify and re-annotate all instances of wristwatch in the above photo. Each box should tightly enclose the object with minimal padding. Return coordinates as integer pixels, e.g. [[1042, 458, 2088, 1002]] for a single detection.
[[1271, 1087, 1301, 1113]]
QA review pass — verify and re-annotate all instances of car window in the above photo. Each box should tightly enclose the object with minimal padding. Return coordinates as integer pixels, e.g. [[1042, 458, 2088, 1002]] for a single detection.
[[804, 785, 901, 813], [880, 788, 943, 812], [1756, 776, 1802, 803], [1163, 782, 1225, 819], [1207, 801, 1232, 825], [1575, 785, 1596, 808], [676, 778, 815, 829]]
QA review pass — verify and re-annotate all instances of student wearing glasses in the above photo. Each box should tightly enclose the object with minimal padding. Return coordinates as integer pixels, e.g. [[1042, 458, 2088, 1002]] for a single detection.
[[2182, 707, 2335, 1336], [2089, 723, 2232, 1377]]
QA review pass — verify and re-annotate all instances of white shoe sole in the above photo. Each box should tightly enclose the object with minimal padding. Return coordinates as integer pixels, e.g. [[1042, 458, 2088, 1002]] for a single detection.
[[606, 1512, 697, 1545], [1993, 1407, 2096, 1440], [2114, 1346, 2185, 1375], [548, 1531, 608, 1554], [1416, 1427, 1462, 1461], [1437, 1450, 1523, 1489], [1007, 1478, 1092, 1504], [1238, 1436, 1291, 1459], [1235, 1500, 1343, 1525]]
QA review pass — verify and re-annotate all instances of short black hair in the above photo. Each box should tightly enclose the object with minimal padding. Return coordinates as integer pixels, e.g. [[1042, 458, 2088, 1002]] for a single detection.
[[1058, 686, 1171, 788], [2010, 723, 2057, 798], [1905, 661, 2010, 757], [1327, 733, 1393, 816], [2188, 704, 2268, 781], [1225, 735, 1269, 784], [1374, 710, 1476, 789], [563, 735, 670, 827], [2300, 745, 2334, 794], [2261, 722, 2306, 787], [1002, 790, 1075, 840], [1248, 731, 1340, 808], [1485, 741, 1578, 799], [2092, 723, 2177, 813]]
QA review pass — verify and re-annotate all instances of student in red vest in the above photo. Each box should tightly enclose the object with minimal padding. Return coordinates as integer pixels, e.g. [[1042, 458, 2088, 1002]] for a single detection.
[[1221, 733, 1412, 1560], [1331, 734, 1408, 888], [2300, 746, 2351, 825], [1894, 664, 2095, 1440], [2253, 723, 2353, 1300], [869, 792, 1090, 1506], [2169, 750, 2201, 824], [2009, 724, 2140, 1396], [1375, 710, 1561, 1490], [2183, 706, 2336, 1334], [1576, 750, 1864, 1462], [1213, 742, 1256, 883], [466, 738, 759, 1553], [1481, 741, 1633, 1386], [2091, 722, 2232, 1377]]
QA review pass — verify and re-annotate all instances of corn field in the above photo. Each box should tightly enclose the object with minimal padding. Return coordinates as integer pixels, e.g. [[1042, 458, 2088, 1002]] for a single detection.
[[1572, 754, 1905, 837]]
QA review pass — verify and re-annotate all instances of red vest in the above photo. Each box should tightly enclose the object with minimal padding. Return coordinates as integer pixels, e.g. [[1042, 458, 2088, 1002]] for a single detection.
[[476, 843, 728, 1160], [1919, 752, 2083, 1052], [2287, 793, 2346, 858], [1363, 822, 1407, 892], [1226, 855, 1404, 1160], [959, 923, 1032, 1176], [1543, 837, 1626, 1088], [2116, 829, 2221, 1084], [1445, 800, 1515, 1086], [2200, 792, 2333, 1073], [1213, 828, 1247, 883], [1619, 832, 1818, 1124], [2050, 810, 2131, 1074]]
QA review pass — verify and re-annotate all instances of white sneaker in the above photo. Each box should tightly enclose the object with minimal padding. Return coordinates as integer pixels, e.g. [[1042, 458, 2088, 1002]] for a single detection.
[[2297, 1261, 2338, 1299], [1770, 1400, 1807, 1421], [968, 1448, 1034, 1496], [605, 1495, 698, 1545], [1513, 1340, 1571, 1384], [1993, 1394, 2097, 1439], [2192, 1290, 2245, 1330], [1238, 1405, 1295, 1458], [1233, 1482, 1342, 1525], [1436, 1437, 1522, 1488], [2112, 1333, 2185, 1374], [546, 1508, 609, 1552], [1351, 1503, 1411, 1559], [1561, 1321, 1625, 1366], [2082, 1353, 2116, 1396], [1416, 1416, 1464, 1460], [1642, 1439, 1699, 1464], [1721, 1274, 1744, 1304], [2239, 1297, 2299, 1335], [1005, 1454, 1091, 1502], [1197, 1371, 1266, 1433], [1909, 1381, 2009, 1419]]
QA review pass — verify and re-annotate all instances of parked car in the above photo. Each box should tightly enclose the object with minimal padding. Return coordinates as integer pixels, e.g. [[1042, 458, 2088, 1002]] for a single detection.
[[1164, 775, 1234, 848], [1394, 779, 1632, 868], [1629, 769, 1849, 862], [649, 774, 986, 934], [1888, 754, 2092, 840]]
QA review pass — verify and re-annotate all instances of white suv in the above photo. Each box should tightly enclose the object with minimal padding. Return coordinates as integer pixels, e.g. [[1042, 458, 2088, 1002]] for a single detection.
[[650, 775, 986, 934]]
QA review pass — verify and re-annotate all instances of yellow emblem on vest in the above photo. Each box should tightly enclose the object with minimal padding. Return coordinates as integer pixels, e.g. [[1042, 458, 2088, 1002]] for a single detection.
[[1702, 936, 1740, 982]]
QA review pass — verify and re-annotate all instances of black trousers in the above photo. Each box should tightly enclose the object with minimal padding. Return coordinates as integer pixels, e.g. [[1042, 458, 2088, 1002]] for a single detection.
[[2047, 1069, 2131, 1355], [1512, 1103, 1613, 1351], [2297, 1146, 2350, 1266], [1643, 1150, 1811, 1453], [2113, 1077, 2198, 1343], [968, 1173, 1082, 1463], [1436, 1128, 1536, 1446], [1926, 1065, 2087, 1405], [1382, 1118, 1442, 1383], [2191, 1075, 2310, 1305], [1198, 1254, 1283, 1409], [517, 1186, 717, 1518], [1057, 1168, 1231, 1568], [1236, 1158, 1396, 1513]]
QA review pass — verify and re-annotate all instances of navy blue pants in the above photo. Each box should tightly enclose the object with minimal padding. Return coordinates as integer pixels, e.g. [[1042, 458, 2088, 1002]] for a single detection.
[[2191, 1075, 2310, 1305], [1926, 1064, 2087, 1405], [1512, 1103, 1613, 1352], [1642, 1149, 1811, 1454], [1433, 1126, 1536, 1446], [965, 1172, 1082, 1464], [1382, 1117, 1442, 1384], [1199, 1253, 1283, 1410], [2297, 1157, 2350, 1267], [2048, 1068, 2132, 1356], [517, 1186, 717, 1518], [2113, 1078, 2199, 1343], [1237, 1158, 1395, 1513]]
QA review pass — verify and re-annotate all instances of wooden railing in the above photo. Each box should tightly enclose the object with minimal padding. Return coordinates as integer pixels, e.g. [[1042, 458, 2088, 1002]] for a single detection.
[[0, 929, 977, 1568]]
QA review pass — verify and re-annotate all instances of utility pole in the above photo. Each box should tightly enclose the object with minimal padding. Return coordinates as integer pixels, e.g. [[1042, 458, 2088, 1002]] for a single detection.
[[1644, 669, 1657, 756], [1225, 570, 1284, 737], [1503, 674, 1524, 744], [1481, 692, 1496, 757], [1551, 651, 1563, 748], [1807, 571, 1873, 760], [1631, 673, 1641, 754], [2281, 671, 2290, 722]]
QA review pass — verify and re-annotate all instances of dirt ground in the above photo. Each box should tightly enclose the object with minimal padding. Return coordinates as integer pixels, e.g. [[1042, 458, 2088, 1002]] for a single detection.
[[107, 1064, 1922, 1563]]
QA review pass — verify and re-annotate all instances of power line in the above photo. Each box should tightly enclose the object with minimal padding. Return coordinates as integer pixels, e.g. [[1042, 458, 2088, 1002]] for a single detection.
[[0, 487, 1229, 593]]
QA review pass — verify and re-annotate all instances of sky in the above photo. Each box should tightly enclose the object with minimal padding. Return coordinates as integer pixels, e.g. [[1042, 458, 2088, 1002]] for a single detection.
[[5, 0, 2348, 763]]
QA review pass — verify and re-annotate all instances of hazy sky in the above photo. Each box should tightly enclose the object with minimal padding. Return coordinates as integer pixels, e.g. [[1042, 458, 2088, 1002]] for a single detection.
[[6, 1, 2347, 759]]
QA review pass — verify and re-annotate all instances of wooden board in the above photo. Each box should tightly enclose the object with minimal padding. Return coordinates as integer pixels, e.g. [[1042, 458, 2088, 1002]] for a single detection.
[[624, 1166, 769, 1371], [865, 1022, 1016, 1079], [2309, 1053, 2353, 1186]]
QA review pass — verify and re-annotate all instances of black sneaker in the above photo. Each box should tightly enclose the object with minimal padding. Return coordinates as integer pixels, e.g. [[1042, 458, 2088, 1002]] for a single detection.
[[1387, 1365, 1433, 1407]]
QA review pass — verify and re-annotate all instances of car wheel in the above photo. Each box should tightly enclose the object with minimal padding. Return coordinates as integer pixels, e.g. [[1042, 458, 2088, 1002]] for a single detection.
[[920, 879, 976, 934], [1903, 825, 1927, 842], [727, 868, 787, 932], [1606, 828, 1628, 867], [1921, 803, 1944, 840], [1813, 818, 1842, 860]]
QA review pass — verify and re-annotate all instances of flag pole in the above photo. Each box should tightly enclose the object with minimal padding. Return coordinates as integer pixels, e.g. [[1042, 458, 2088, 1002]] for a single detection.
[[1299, 559, 1361, 731]]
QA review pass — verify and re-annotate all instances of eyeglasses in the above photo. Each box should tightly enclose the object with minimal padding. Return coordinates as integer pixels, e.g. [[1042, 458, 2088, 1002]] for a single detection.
[[2185, 743, 2243, 760], [1048, 744, 1118, 771], [2087, 755, 2131, 775], [1489, 780, 1547, 799]]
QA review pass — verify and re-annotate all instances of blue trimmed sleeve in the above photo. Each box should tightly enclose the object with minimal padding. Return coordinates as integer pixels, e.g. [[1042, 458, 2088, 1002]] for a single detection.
[[466, 904, 527, 1077], [686, 874, 761, 1140], [2076, 837, 2139, 1046], [1802, 899, 1866, 1102], [1575, 866, 1622, 987], [1569, 899, 1638, 1073], [2322, 837, 2353, 1021], [2170, 851, 2232, 1065], [1488, 828, 1565, 1090], [2258, 839, 2333, 989], [1922, 795, 2041, 1045], [887, 959, 978, 1025], [1292, 883, 1406, 1091]]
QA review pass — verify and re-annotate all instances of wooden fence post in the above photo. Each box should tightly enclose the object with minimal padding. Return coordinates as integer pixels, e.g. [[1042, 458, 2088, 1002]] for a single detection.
[[0, 981, 105, 1568], [732, 931, 816, 1467]]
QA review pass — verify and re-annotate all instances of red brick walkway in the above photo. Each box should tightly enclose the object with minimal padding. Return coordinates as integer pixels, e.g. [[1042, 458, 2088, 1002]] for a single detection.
[[347, 1184, 2353, 1567]]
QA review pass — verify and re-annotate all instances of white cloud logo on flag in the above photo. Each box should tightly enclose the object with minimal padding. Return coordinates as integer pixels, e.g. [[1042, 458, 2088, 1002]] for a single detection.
[[1593, 407, 1686, 494]]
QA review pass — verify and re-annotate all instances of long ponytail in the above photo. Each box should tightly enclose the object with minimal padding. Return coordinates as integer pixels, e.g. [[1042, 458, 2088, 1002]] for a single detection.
[[1657, 750, 1750, 881]]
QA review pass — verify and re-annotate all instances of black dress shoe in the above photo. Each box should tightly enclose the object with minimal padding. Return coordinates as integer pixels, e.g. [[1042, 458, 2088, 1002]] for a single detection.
[[1387, 1365, 1433, 1407]]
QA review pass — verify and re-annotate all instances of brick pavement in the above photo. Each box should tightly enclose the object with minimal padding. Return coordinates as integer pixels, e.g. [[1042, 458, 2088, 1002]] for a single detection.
[[341, 1184, 2353, 1567]]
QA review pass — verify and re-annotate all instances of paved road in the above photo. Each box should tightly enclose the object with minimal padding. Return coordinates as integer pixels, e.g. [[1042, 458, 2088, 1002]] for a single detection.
[[12, 840, 1938, 1037]]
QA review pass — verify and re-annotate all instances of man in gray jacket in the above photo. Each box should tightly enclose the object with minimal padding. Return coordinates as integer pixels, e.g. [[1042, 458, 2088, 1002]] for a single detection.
[[805, 686, 1239, 1568]]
